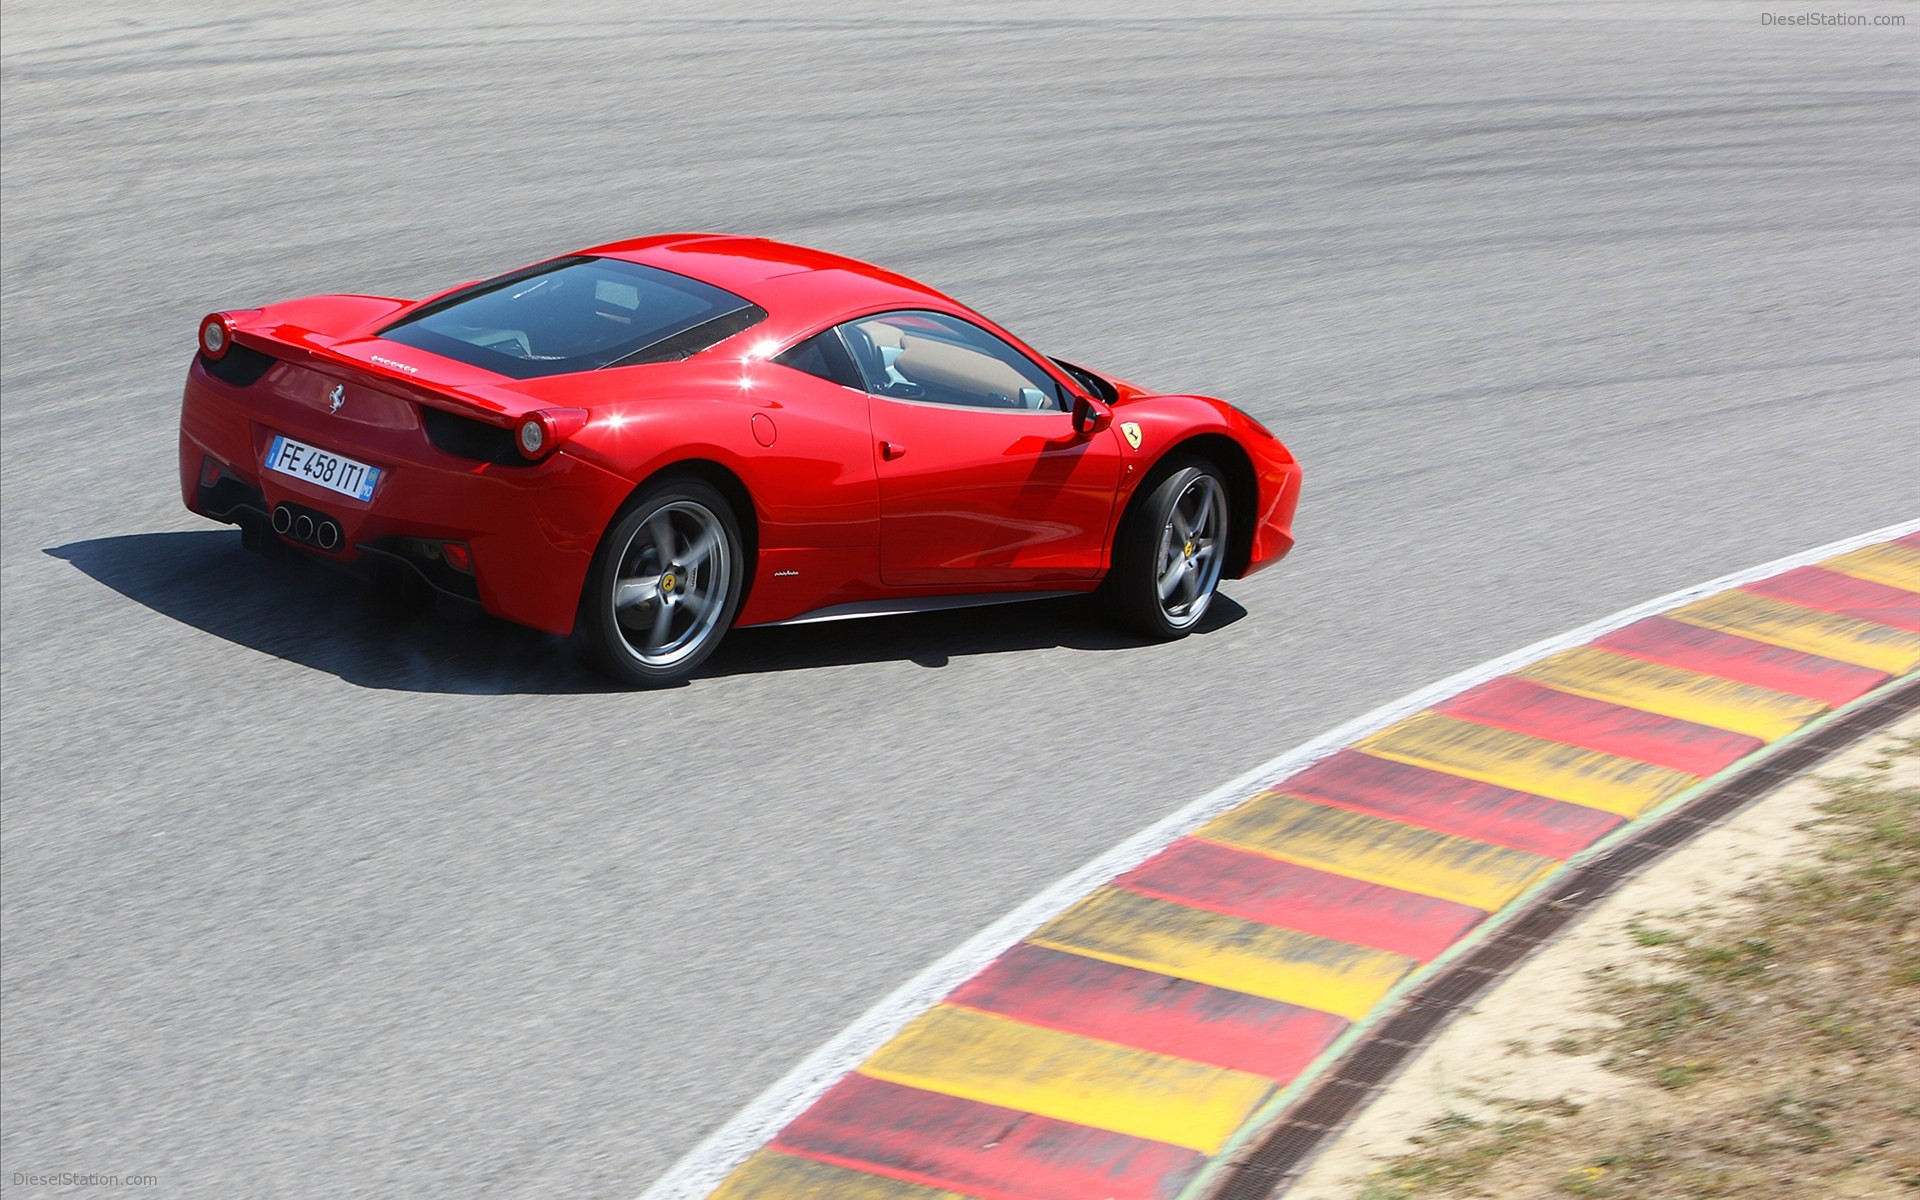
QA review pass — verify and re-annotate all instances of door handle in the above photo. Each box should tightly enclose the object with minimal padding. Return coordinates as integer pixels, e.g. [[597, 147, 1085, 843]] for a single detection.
[[880, 441, 907, 461]]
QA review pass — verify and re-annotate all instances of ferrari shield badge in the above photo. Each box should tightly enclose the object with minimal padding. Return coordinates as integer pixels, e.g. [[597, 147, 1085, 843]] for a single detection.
[[1121, 421, 1143, 450]]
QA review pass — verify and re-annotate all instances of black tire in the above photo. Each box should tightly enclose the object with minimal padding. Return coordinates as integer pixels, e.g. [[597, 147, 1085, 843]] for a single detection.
[[239, 517, 288, 560], [575, 477, 744, 687], [1105, 456, 1230, 640], [372, 557, 435, 619]]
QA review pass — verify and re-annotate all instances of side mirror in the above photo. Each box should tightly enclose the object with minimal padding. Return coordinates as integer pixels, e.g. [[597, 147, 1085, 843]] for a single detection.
[[1071, 393, 1109, 435]]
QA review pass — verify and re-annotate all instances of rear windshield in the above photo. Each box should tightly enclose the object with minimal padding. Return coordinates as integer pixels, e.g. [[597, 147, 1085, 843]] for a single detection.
[[379, 256, 764, 379]]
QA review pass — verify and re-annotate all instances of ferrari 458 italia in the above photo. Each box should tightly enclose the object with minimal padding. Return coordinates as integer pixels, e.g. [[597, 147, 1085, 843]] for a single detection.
[[179, 234, 1301, 685]]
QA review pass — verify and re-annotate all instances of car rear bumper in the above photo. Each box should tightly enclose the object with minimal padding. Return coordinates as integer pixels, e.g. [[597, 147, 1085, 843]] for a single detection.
[[179, 360, 633, 635]]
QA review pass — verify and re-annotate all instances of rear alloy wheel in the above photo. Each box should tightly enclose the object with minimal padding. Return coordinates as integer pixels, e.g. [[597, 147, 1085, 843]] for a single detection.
[[578, 478, 743, 686], [1107, 457, 1229, 639]]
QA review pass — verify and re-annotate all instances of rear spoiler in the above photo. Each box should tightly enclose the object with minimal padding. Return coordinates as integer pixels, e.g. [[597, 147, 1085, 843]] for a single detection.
[[233, 322, 538, 427]]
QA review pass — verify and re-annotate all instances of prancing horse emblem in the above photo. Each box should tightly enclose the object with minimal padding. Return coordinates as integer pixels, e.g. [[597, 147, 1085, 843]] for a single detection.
[[328, 384, 345, 414], [1120, 421, 1143, 450]]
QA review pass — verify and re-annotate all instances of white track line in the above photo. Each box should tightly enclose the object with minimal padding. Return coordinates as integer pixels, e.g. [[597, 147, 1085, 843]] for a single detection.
[[637, 516, 1920, 1200]]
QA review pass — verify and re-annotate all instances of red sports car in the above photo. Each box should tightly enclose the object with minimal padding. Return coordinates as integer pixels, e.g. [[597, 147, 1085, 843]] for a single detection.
[[179, 234, 1301, 685]]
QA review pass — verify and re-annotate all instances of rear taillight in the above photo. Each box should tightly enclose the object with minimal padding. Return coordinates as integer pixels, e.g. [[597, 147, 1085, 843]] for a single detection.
[[199, 313, 233, 360], [515, 408, 589, 461]]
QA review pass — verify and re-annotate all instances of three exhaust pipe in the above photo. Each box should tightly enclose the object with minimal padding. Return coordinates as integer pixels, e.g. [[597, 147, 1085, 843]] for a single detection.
[[272, 503, 341, 551]]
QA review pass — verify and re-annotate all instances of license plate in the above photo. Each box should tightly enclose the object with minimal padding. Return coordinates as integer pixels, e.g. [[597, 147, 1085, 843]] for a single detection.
[[264, 433, 382, 502]]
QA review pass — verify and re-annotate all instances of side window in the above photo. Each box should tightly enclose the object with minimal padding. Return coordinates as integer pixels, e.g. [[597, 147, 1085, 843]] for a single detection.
[[841, 311, 1066, 411], [772, 330, 862, 389]]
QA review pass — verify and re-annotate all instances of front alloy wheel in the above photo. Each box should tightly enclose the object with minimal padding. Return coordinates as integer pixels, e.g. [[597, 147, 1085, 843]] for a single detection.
[[578, 478, 743, 686], [1108, 457, 1229, 639]]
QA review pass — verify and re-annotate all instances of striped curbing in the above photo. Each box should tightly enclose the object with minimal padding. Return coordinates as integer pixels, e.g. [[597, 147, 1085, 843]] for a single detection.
[[652, 522, 1920, 1200]]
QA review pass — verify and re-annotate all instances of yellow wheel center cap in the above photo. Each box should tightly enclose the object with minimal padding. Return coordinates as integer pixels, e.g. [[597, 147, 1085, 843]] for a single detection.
[[1183, 541, 1195, 559], [661, 572, 677, 594]]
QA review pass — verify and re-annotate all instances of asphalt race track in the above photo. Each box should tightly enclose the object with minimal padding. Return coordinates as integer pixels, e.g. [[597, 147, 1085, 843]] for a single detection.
[[2, 3, 1913, 1197]]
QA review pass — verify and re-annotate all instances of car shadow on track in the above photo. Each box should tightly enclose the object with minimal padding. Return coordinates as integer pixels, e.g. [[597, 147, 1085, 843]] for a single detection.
[[706, 589, 1245, 679], [47, 531, 1243, 694]]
